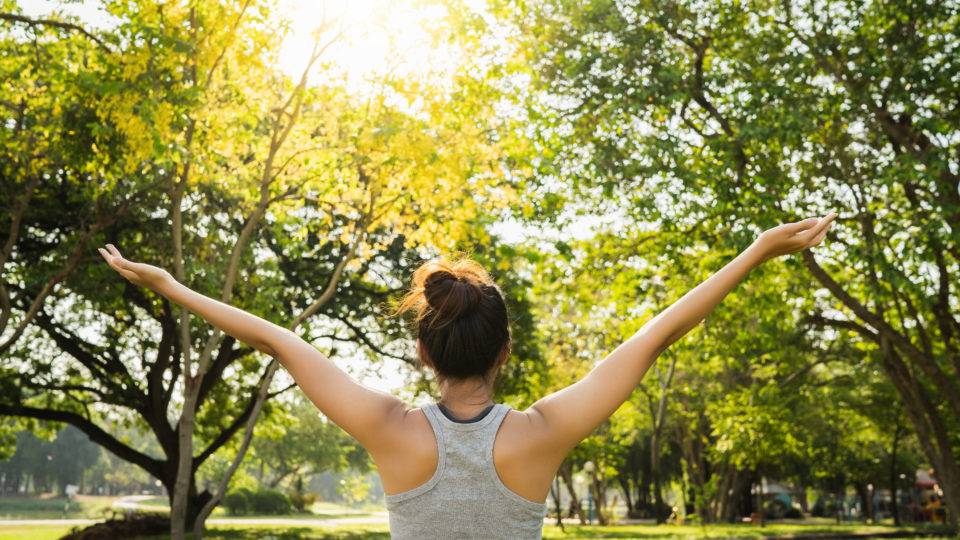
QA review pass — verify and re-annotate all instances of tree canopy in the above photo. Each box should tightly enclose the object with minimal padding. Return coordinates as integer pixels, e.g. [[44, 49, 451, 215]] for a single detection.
[[1, 0, 957, 534]]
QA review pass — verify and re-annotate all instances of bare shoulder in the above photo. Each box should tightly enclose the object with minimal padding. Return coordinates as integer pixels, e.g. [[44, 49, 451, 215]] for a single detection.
[[493, 407, 566, 503], [498, 407, 560, 456], [372, 404, 435, 456], [370, 405, 439, 496]]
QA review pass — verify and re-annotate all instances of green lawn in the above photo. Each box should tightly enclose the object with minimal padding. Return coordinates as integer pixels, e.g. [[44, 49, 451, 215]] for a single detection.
[[0, 495, 120, 519], [0, 496, 380, 521], [541, 523, 949, 538], [0, 524, 391, 540], [135, 496, 170, 507], [0, 522, 954, 540], [0, 525, 73, 540]]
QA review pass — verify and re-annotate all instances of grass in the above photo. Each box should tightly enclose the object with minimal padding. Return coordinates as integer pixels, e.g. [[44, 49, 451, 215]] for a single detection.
[[0, 495, 120, 519], [0, 525, 75, 540], [0, 524, 392, 540], [136, 497, 171, 508], [188, 524, 390, 539], [0, 522, 954, 540], [0, 496, 382, 522], [540, 522, 949, 538]]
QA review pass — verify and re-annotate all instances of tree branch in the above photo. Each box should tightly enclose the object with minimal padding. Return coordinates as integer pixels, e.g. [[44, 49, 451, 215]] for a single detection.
[[803, 251, 960, 418], [0, 404, 163, 477], [0, 12, 111, 51]]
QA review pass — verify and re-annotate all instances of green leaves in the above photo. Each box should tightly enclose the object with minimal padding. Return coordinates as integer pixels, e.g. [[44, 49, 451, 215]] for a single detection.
[[443, 0, 958, 511]]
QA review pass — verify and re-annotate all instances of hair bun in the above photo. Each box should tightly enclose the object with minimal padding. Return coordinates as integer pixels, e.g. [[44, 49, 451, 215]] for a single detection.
[[423, 269, 483, 322], [396, 257, 500, 327], [396, 257, 511, 380]]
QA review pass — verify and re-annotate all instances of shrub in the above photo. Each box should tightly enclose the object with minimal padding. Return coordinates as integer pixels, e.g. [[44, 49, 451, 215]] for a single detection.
[[290, 490, 318, 513], [223, 487, 254, 516], [248, 488, 292, 515], [223, 487, 291, 515]]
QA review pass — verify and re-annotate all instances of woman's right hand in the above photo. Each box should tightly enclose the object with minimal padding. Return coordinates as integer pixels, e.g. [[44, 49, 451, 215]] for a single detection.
[[751, 213, 837, 262], [98, 244, 174, 292]]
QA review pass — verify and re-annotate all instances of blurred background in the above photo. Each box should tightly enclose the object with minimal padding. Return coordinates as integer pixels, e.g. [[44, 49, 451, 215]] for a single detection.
[[0, 0, 957, 538]]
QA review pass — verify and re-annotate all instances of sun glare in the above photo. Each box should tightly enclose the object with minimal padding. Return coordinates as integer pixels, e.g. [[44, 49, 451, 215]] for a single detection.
[[278, 0, 458, 91], [13, 0, 454, 394], [19, 0, 458, 93]]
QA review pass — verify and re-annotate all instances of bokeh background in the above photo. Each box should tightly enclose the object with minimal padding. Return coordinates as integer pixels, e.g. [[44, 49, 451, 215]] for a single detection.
[[0, 0, 957, 538]]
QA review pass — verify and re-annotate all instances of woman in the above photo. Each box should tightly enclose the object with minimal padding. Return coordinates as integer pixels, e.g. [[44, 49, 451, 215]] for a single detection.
[[98, 213, 835, 539]]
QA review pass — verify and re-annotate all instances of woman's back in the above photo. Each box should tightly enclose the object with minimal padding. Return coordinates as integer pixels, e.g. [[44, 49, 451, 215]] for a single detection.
[[385, 402, 547, 539]]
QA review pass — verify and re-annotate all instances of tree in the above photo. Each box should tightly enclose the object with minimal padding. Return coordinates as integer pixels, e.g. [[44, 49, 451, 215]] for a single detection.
[[1, 1, 519, 537], [0, 425, 100, 496], [248, 391, 369, 490], [451, 0, 960, 522]]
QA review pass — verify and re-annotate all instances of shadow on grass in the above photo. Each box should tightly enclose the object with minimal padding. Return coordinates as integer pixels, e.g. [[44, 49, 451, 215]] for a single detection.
[[539, 523, 958, 539], [176, 523, 957, 540], [178, 526, 390, 540]]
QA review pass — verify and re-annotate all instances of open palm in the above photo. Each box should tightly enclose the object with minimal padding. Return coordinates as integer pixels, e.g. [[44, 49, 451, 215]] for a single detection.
[[755, 213, 836, 261], [98, 244, 172, 291]]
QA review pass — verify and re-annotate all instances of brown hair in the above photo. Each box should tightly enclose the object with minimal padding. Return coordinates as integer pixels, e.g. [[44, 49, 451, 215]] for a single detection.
[[397, 258, 510, 380]]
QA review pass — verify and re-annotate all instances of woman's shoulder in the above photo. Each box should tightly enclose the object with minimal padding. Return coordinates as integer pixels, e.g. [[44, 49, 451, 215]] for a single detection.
[[494, 407, 561, 504], [373, 405, 440, 496], [498, 407, 554, 450]]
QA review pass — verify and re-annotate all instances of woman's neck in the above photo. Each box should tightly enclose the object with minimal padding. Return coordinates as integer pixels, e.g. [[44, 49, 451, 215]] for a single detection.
[[437, 376, 494, 421]]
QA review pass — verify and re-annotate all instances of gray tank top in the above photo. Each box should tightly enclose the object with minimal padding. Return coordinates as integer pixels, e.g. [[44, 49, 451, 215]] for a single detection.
[[385, 402, 548, 539]]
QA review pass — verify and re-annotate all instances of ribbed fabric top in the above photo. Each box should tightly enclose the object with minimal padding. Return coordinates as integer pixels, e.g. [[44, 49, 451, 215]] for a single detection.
[[384, 402, 548, 539]]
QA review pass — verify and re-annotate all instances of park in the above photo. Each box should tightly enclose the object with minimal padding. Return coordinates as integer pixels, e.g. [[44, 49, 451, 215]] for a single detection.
[[1, 0, 958, 538]]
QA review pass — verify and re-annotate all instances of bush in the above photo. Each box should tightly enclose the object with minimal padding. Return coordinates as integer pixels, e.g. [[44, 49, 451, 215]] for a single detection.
[[812, 496, 841, 517], [249, 488, 292, 515], [289, 490, 318, 512], [223, 487, 291, 515], [223, 487, 254, 515]]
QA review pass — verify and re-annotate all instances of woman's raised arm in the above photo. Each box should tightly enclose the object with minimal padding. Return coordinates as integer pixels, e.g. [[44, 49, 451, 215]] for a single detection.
[[523, 213, 836, 462], [97, 244, 407, 452]]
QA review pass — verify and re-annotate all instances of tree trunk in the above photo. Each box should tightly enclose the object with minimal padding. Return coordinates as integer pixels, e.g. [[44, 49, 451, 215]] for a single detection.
[[680, 422, 715, 523], [878, 341, 960, 527], [647, 355, 677, 524], [836, 474, 845, 524], [890, 413, 902, 526], [804, 253, 960, 525], [617, 475, 634, 517], [163, 472, 211, 534], [639, 449, 651, 516], [756, 472, 765, 527], [855, 483, 869, 523], [652, 428, 665, 524], [722, 469, 749, 523], [170, 383, 198, 540], [559, 462, 585, 525], [590, 470, 609, 525], [550, 475, 564, 530]]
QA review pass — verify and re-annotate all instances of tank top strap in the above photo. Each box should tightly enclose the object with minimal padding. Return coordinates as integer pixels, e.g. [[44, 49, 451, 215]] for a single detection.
[[425, 402, 509, 433], [481, 403, 511, 453], [420, 401, 448, 437], [487, 403, 511, 432]]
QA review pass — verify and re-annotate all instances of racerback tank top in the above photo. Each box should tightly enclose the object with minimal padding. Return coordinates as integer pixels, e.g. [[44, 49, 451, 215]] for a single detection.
[[384, 402, 548, 539]]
